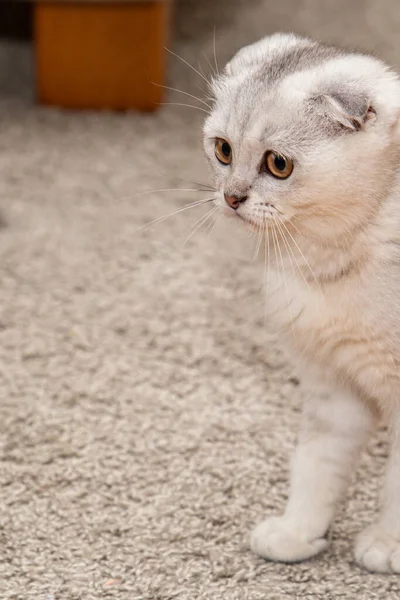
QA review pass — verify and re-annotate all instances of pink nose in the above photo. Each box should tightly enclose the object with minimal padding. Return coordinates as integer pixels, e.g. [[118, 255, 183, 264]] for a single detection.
[[224, 194, 248, 210]]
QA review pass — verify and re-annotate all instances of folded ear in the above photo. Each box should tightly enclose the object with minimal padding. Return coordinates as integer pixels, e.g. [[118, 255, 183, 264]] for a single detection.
[[310, 86, 376, 131]]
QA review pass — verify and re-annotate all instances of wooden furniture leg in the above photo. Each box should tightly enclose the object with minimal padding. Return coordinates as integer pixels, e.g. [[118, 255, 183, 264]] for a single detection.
[[34, 1, 170, 111]]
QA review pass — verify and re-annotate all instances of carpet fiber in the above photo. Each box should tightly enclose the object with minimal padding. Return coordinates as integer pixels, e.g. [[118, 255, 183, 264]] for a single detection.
[[1, 1, 400, 598]]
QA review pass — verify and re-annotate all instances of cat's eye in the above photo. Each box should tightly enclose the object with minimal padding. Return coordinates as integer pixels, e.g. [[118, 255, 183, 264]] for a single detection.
[[265, 151, 293, 179], [215, 138, 232, 165]]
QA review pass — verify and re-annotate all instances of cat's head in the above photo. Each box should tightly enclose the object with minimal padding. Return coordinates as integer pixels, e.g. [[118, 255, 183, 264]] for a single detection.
[[203, 34, 400, 244]]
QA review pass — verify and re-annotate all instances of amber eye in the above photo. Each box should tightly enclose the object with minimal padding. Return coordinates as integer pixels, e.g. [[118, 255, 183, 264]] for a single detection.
[[265, 151, 293, 179], [215, 138, 232, 165]]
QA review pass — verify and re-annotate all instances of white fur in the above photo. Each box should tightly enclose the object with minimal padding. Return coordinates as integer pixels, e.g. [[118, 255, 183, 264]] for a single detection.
[[203, 34, 400, 572]]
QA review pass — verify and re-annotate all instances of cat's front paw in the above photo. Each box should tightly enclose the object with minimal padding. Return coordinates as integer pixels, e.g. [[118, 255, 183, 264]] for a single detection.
[[250, 516, 329, 563], [355, 525, 400, 573]]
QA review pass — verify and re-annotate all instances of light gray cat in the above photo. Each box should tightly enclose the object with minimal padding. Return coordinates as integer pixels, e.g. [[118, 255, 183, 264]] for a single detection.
[[203, 33, 400, 573]]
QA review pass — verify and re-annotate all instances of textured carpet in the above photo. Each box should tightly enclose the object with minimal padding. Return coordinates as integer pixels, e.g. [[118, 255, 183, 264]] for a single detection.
[[1, 1, 400, 598]]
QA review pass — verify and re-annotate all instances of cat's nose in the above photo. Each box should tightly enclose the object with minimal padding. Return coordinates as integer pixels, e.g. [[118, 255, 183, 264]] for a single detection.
[[224, 194, 248, 210]]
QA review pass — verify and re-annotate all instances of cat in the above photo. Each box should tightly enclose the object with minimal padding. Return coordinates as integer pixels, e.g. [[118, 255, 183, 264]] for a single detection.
[[202, 32, 400, 573]]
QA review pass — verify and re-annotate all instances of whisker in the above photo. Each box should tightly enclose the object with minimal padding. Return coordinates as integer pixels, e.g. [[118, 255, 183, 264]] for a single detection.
[[262, 216, 270, 325], [274, 218, 294, 276], [275, 216, 309, 291], [274, 217, 308, 339], [270, 220, 280, 290], [279, 219, 321, 292], [151, 81, 212, 109], [208, 217, 220, 238], [247, 206, 257, 244], [280, 220, 323, 325], [277, 220, 311, 289], [201, 51, 217, 78], [204, 210, 221, 238], [164, 47, 211, 86], [138, 197, 215, 231], [158, 102, 210, 114], [250, 221, 261, 247], [252, 205, 263, 259], [246, 222, 257, 240], [272, 221, 289, 304], [213, 27, 220, 77], [252, 225, 260, 259], [254, 222, 264, 260], [271, 219, 294, 333], [197, 60, 209, 84], [156, 172, 216, 192], [181, 206, 218, 249], [117, 187, 213, 202]]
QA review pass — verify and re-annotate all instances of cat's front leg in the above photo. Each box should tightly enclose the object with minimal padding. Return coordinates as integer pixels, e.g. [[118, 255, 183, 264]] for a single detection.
[[355, 411, 400, 573], [251, 379, 374, 563]]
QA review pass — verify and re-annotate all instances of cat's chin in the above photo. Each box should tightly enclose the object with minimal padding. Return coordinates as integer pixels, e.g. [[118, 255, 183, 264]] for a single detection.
[[236, 212, 268, 231]]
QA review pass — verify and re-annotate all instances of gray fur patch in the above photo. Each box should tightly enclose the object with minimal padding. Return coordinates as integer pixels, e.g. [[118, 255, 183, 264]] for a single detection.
[[309, 87, 372, 132], [227, 40, 344, 137], [255, 42, 342, 86]]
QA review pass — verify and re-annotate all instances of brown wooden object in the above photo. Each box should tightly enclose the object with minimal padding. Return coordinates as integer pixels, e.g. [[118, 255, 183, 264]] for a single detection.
[[35, 1, 169, 110]]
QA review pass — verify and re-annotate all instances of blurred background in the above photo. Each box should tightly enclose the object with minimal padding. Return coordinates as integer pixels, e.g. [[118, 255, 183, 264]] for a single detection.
[[1, 1, 400, 599]]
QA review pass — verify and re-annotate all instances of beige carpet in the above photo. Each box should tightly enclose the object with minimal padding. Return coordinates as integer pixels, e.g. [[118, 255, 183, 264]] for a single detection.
[[1, 1, 400, 598]]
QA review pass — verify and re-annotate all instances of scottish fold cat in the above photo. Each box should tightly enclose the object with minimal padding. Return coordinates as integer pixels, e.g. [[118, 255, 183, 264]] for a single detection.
[[203, 33, 400, 573]]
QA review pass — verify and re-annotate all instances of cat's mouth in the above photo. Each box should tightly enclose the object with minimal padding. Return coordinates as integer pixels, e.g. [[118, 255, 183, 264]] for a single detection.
[[219, 195, 285, 229]]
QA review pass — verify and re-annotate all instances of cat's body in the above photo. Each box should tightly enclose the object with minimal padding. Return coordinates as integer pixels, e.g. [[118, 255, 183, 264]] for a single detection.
[[203, 33, 400, 572], [265, 202, 400, 411]]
